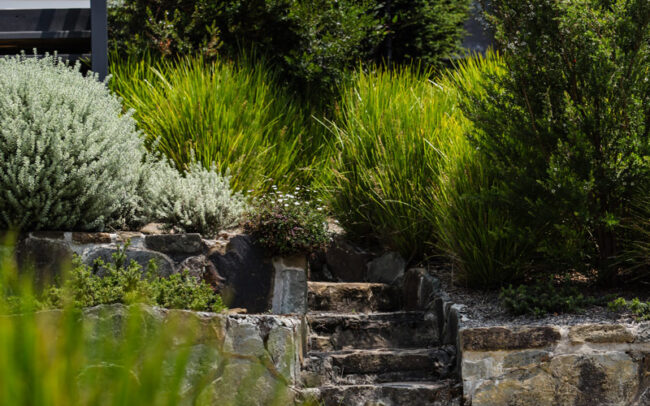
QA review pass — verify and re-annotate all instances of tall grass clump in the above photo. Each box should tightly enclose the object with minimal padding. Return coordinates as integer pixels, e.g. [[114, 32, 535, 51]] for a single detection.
[[430, 52, 535, 288], [111, 54, 323, 193], [323, 65, 469, 259]]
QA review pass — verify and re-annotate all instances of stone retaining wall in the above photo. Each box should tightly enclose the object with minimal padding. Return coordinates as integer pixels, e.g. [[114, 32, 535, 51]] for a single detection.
[[460, 323, 650, 405], [401, 270, 650, 405], [36, 304, 305, 405], [9, 231, 308, 314]]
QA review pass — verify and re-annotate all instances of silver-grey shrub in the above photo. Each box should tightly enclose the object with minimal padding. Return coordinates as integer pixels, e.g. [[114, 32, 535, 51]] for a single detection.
[[144, 161, 246, 236], [0, 55, 145, 231]]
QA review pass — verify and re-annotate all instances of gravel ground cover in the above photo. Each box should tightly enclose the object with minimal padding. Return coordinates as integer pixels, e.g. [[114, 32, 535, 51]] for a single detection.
[[427, 264, 650, 328]]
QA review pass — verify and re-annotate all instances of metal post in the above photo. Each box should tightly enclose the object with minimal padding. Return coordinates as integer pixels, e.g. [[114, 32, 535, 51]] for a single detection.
[[90, 0, 107, 81]]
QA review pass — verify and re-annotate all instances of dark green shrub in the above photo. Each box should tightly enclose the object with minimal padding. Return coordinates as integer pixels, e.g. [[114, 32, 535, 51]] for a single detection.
[[608, 297, 650, 320], [243, 188, 329, 256], [465, 0, 650, 282], [375, 0, 471, 68], [109, 0, 384, 98], [500, 280, 604, 317]]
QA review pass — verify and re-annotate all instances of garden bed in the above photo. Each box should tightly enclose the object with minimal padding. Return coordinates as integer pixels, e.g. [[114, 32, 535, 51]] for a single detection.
[[8, 228, 309, 315], [431, 266, 650, 329]]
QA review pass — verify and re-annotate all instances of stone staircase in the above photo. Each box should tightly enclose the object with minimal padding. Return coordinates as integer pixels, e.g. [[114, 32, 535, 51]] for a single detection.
[[301, 281, 462, 406]]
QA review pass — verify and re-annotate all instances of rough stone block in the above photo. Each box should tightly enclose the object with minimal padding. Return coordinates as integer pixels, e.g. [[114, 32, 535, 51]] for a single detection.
[[503, 349, 550, 369], [460, 326, 561, 351], [271, 255, 308, 314], [144, 233, 204, 255], [16, 237, 73, 285], [82, 246, 175, 277], [367, 251, 405, 284], [71, 232, 111, 244], [467, 349, 641, 406], [569, 324, 635, 344], [223, 318, 266, 357], [208, 235, 273, 313], [267, 324, 299, 379], [325, 237, 373, 282], [177, 255, 224, 291]]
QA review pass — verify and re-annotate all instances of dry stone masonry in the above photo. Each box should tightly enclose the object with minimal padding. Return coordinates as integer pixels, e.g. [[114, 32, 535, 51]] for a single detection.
[[460, 323, 650, 406], [11, 230, 309, 315], [10, 230, 650, 405], [34, 304, 304, 406], [300, 268, 463, 406]]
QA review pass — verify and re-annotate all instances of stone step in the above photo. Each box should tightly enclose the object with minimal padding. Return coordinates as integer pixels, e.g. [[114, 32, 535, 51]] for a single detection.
[[302, 346, 456, 387], [307, 311, 438, 351], [308, 281, 400, 313], [301, 380, 462, 406]]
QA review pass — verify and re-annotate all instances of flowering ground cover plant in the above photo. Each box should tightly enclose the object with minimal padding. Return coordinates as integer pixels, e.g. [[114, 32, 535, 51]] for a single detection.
[[244, 187, 329, 256]]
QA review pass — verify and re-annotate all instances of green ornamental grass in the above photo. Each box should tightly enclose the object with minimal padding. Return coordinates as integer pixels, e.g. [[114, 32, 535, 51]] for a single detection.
[[110, 54, 322, 193], [431, 52, 535, 288], [322, 63, 469, 259]]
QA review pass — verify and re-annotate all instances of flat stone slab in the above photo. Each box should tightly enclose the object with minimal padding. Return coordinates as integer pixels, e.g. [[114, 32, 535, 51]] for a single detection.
[[308, 282, 399, 313], [568, 323, 635, 344], [144, 234, 204, 255], [71, 232, 111, 244], [460, 326, 561, 351], [308, 311, 438, 350], [308, 380, 462, 406], [323, 347, 455, 377]]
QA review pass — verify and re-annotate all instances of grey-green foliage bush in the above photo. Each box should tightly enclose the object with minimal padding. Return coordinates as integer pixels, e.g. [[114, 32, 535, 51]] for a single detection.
[[0, 55, 145, 231], [144, 161, 247, 237]]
